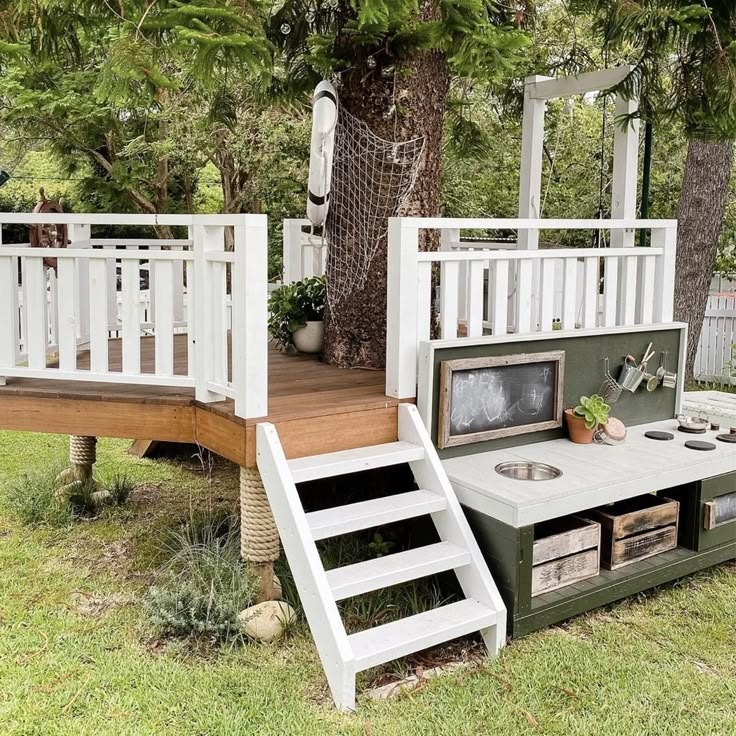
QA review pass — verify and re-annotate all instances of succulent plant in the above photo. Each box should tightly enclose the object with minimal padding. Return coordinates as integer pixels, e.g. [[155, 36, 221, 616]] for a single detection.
[[573, 394, 611, 430]]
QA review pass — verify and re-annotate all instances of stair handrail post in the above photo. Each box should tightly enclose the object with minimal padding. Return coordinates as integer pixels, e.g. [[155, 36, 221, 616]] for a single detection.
[[386, 217, 420, 399], [652, 222, 678, 323], [192, 222, 225, 404], [233, 214, 268, 419]]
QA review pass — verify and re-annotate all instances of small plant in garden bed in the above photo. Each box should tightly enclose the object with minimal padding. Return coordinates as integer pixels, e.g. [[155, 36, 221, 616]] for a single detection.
[[268, 276, 326, 353], [3, 464, 72, 526], [145, 513, 258, 642]]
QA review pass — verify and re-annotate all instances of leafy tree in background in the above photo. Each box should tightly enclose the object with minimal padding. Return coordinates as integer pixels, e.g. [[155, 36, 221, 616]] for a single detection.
[[0, 1, 272, 236], [569, 0, 736, 379]]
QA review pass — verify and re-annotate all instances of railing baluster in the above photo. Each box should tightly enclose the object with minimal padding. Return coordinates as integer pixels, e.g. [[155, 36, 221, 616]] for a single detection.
[[440, 261, 459, 339], [620, 255, 638, 326], [417, 261, 433, 344], [121, 259, 141, 374], [516, 259, 533, 333], [88, 258, 109, 372], [540, 258, 556, 331], [48, 268, 59, 351], [639, 254, 656, 324], [57, 257, 77, 371], [154, 258, 174, 377], [106, 253, 117, 332], [490, 259, 509, 336], [602, 256, 619, 327], [186, 259, 195, 377], [467, 259, 484, 337], [583, 256, 599, 328], [562, 258, 577, 330], [25, 257, 48, 369]]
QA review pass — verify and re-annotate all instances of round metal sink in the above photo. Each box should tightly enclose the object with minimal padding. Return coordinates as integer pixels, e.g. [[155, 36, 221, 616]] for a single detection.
[[495, 461, 562, 481]]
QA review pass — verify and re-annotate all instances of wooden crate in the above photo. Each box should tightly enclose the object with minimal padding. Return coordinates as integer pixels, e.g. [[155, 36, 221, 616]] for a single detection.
[[587, 495, 679, 570], [531, 516, 601, 596]]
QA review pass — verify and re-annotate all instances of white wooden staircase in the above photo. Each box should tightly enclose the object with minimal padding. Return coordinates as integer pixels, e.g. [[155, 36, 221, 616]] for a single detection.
[[257, 403, 507, 710]]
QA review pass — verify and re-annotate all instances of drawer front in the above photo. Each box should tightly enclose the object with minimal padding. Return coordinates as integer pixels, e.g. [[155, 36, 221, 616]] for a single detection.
[[699, 489, 736, 551], [701, 472, 736, 502]]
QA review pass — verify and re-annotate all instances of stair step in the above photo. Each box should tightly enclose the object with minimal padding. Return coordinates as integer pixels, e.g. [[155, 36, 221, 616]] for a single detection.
[[307, 490, 446, 541], [327, 542, 469, 601], [288, 441, 425, 483], [349, 599, 498, 672]]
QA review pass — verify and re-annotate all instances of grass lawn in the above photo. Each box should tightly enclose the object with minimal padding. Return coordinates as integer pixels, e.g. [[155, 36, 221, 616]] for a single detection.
[[0, 430, 734, 736]]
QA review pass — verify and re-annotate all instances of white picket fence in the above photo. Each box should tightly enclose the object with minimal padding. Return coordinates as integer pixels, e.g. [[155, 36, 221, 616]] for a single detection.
[[385, 217, 678, 399], [0, 213, 267, 418], [695, 294, 736, 385]]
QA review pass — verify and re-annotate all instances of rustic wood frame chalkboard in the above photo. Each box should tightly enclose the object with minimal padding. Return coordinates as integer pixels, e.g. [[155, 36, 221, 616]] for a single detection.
[[438, 351, 565, 448]]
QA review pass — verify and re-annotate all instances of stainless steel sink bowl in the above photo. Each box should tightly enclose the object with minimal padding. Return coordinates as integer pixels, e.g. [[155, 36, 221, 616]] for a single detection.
[[495, 461, 562, 481]]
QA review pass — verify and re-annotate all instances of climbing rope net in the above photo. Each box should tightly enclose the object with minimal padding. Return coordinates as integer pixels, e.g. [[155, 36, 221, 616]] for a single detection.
[[325, 108, 425, 308]]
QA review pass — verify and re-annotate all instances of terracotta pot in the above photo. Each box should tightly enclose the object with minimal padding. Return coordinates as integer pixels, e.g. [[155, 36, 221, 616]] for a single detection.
[[292, 320, 324, 354], [564, 408, 596, 444]]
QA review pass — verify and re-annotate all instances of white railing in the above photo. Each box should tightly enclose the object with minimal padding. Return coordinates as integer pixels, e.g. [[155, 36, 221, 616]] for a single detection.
[[282, 218, 327, 283], [386, 217, 678, 399], [695, 294, 736, 385], [0, 213, 267, 418]]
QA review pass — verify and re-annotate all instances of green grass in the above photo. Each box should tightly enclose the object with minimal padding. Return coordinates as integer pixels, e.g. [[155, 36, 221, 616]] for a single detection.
[[0, 430, 734, 735]]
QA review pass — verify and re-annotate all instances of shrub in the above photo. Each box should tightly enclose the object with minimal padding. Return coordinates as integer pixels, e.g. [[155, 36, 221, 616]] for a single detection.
[[268, 276, 326, 353], [3, 464, 72, 527], [145, 514, 258, 642]]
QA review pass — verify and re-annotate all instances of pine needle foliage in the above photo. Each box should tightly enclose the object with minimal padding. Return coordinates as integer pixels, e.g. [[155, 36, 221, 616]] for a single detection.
[[568, 0, 736, 140]]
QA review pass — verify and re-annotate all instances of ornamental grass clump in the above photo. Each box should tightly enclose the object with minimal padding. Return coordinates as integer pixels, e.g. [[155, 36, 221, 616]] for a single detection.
[[145, 513, 258, 642], [3, 464, 72, 527]]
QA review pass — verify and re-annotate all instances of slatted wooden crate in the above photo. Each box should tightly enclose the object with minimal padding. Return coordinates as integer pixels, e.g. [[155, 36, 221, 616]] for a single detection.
[[587, 495, 679, 570], [531, 516, 601, 596]]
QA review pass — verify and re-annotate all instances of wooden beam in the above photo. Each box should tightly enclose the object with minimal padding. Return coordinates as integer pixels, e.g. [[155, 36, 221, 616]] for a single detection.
[[527, 66, 632, 100], [0, 396, 196, 442]]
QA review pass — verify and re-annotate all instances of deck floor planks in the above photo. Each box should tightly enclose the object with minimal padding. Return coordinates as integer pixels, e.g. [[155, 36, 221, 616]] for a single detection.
[[0, 334, 401, 464]]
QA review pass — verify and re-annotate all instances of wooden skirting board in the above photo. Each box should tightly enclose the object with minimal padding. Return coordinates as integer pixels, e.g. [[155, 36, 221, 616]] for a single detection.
[[0, 393, 402, 467]]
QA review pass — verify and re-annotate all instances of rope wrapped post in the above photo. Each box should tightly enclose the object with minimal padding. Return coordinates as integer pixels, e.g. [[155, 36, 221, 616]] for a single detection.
[[240, 466, 280, 602], [55, 435, 97, 502], [69, 435, 97, 481]]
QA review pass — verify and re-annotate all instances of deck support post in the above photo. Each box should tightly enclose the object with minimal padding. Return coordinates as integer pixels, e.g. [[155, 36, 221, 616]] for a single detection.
[[68, 435, 97, 481], [240, 466, 281, 602]]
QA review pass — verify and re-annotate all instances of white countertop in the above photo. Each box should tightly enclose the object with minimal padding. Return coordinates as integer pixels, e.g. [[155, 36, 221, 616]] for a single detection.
[[443, 419, 736, 528]]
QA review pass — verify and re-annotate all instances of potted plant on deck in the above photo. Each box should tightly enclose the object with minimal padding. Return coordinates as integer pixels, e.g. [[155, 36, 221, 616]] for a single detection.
[[565, 394, 610, 444], [268, 276, 327, 354]]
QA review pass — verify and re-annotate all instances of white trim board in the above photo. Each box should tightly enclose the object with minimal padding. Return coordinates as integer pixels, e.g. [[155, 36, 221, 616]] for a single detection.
[[443, 419, 736, 528], [417, 323, 689, 432]]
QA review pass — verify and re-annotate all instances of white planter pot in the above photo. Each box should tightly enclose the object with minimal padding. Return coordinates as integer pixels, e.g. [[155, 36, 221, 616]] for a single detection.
[[293, 320, 324, 354]]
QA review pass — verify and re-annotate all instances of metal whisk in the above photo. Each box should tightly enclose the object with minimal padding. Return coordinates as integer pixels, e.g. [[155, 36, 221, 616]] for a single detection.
[[599, 356, 623, 404]]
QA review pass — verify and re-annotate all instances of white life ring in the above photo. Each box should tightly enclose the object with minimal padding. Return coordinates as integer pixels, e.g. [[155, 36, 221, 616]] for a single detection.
[[307, 80, 338, 227]]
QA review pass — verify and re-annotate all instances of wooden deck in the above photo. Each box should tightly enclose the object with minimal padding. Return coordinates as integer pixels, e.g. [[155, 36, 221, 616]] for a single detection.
[[0, 336, 403, 465]]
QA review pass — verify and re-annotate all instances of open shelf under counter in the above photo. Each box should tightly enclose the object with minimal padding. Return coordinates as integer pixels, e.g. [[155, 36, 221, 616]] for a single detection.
[[443, 419, 736, 528]]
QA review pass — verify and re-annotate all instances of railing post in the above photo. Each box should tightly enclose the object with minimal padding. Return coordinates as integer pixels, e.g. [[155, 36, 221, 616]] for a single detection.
[[68, 223, 91, 345], [233, 214, 268, 419], [386, 217, 419, 399], [283, 219, 305, 284], [193, 224, 225, 404], [652, 224, 677, 323], [0, 225, 17, 385]]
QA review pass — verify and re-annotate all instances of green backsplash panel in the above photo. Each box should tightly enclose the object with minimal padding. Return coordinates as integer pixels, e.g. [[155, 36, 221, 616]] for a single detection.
[[431, 328, 683, 459]]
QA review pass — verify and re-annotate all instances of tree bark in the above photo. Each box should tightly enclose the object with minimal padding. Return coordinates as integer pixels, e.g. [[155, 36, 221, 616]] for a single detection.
[[322, 1, 450, 369], [673, 138, 735, 382]]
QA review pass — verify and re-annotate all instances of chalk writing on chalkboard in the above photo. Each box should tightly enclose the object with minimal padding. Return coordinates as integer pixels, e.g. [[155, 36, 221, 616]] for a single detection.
[[438, 351, 565, 448]]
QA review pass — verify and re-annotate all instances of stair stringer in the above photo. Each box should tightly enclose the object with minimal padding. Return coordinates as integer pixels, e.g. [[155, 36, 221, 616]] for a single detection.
[[398, 404, 508, 654], [256, 422, 357, 710]]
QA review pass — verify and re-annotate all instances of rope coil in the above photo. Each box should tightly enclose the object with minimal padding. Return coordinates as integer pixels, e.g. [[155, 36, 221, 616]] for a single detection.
[[69, 435, 97, 466], [239, 467, 280, 563]]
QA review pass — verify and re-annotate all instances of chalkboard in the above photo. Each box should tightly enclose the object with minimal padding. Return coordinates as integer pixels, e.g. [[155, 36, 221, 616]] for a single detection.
[[438, 351, 565, 448]]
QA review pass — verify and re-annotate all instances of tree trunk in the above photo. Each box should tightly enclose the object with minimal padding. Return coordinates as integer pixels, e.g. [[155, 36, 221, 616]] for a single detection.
[[673, 138, 734, 382], [322, 1, 450, 369]]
